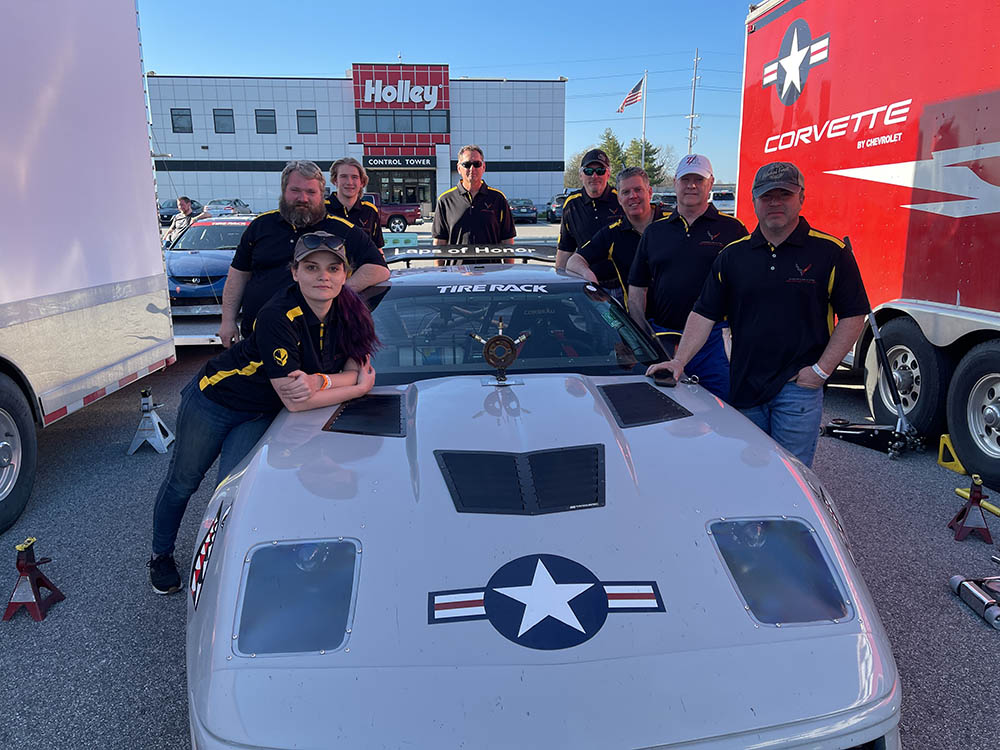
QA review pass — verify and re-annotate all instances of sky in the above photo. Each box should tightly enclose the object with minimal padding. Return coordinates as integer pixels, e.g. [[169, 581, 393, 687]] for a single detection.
[[136, 0, 753, 182]]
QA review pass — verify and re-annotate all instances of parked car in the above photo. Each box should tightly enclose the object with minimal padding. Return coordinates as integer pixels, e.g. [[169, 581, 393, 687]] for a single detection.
[[186, 246, 900, 750], [204, 198, 252, 216], [547, 193, 567, 222], [158, 198, 203, 227], [653, 193, 677, 212], [164, 216, 251, 324], [711, 190, 736, 214], [364, 192, 423, 233], [509, 198, 538, 224]]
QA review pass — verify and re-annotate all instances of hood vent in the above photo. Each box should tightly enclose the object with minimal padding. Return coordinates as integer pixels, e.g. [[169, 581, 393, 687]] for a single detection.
[[435, 445, 605, 515], [323, 394, 405, 437], [599, 382, 692, 428]]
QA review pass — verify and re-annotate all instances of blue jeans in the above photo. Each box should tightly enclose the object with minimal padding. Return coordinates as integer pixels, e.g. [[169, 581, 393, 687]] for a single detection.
[[651, 320, 731, 401], [151, 379, 275, 556], [739, 381, 825, 467]]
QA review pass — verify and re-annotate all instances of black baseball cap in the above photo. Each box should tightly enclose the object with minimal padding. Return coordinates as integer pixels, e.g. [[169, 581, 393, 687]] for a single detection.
[[751, 162, 805, 198], [580, 149, 610, 169]]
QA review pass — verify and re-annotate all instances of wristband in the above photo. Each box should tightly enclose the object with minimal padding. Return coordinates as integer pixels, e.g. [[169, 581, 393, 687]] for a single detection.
[[811, 363, 830, 381], [319, 373, 332, 390]]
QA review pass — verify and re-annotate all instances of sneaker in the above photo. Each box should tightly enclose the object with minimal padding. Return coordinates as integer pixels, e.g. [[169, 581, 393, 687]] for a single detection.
[[148, 554, 181, 595]]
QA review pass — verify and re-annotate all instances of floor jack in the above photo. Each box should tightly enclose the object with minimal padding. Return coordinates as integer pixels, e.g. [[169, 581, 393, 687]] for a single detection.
[[950, 556, 1000, 630], [821, 311, 923, 458], [3, 538, 65, 622], [127, 387, 175, 455]]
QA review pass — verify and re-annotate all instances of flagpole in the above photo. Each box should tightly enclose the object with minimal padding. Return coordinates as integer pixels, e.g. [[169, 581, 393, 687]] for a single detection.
[[640, 70, 648, 169]]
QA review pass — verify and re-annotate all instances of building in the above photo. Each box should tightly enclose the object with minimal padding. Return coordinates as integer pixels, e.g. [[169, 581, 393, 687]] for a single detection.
[[147, 64, 566, 217]]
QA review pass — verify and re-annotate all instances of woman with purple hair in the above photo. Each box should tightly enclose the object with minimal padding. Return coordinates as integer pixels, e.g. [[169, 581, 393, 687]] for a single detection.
[[148, 231, 379, 594]]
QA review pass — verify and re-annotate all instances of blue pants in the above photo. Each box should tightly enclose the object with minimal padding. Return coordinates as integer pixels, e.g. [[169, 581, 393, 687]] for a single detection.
[[651, 320, 731, 401], [151, 379, 275, 556], [739, 381, 825, 467]]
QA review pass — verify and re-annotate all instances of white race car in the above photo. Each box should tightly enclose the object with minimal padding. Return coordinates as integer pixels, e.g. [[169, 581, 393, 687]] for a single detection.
[[186, 247, 900, 749]]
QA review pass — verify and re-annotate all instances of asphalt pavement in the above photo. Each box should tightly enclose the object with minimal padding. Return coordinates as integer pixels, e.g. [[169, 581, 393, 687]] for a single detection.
[[0, 351, 998, 749]]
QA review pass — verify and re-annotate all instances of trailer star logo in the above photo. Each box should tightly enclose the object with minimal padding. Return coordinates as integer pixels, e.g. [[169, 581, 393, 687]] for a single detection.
[[428, 554, 665, 650], [762, 19, 830, 106]]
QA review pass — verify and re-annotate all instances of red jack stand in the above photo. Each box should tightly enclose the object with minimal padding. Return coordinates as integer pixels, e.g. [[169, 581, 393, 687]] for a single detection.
[[948, 474, 993, 543], [2, 537, 65, 622]]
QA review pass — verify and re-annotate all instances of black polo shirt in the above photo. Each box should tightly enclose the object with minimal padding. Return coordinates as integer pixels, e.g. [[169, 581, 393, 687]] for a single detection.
[[198, 284, 347, 412], [694, 217, 871, 409], [558, 185, 621, 254], [325, 196, 385, 248], [432, 181, 516, 245], [577, 204, 666, 291], [231, 210, 386, 337], [628, 204, 748, 330]]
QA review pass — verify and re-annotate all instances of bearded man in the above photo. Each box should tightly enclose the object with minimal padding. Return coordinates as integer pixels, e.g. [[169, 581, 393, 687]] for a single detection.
[[219, 160, 388, 347]]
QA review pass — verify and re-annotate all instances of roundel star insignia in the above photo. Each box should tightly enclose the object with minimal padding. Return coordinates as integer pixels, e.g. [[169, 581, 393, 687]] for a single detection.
[[428, 554, 665, 650], [761, 19, 830, 106]]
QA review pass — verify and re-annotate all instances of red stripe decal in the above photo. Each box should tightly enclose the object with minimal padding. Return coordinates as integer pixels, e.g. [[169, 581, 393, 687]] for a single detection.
[[43, 407, 68, 425], [118, 372, 138, 387], [147, 359, 166, 372], [607, 592, 656, 600], [83, 388, 107, 406], [435, 598, 484, 611]]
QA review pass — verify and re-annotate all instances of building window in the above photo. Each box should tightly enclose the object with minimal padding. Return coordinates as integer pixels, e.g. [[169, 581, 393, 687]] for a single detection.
[[170, 108, 193, 133], [355, 109, 450, 134], [255, 109, 276, 134], [297, 109, 318, 135], [213, 108, 235, 134]]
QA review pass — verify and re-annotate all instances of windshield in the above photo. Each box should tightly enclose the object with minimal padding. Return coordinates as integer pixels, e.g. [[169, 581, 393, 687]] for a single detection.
[[171, 223, 247, 251], [713, 191, 735, 201], [159, 199, 178, 210], [510, 199, 533, 206], [365, 283, 662, 386]]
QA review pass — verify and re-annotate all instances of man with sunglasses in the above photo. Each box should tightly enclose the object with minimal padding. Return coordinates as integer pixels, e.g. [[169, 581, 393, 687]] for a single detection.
[[555, 149, 621, 271], [432, 145, 516, 262], [219, 160, 389, 347]]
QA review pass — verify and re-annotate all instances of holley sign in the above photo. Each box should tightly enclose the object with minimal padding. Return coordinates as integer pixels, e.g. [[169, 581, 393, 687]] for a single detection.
[[364, 79, 438, 109], [352, 64, 449, 111]]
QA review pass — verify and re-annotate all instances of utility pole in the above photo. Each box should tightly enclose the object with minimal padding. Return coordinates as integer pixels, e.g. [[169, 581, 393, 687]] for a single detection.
[[686, 48, 701, 154]]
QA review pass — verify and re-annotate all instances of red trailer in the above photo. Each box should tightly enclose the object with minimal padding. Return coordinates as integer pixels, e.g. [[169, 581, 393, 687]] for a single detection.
[[738, 0, 1000, 484]]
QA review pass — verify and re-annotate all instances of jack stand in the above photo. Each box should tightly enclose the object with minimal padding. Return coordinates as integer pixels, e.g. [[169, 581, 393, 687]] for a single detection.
[[948, 474, 993, 543], [938, 434, 967, 474], [3, 538, 65, 622], [127, 387, 175, 455], [949, 556, 1000, 630], [821, 310, 922, 458]]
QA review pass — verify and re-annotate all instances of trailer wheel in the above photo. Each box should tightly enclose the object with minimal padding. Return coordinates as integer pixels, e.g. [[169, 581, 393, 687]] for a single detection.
[[0, 374, 37, 533], [946, 340, 1000, 488], [387, 216, 407, 233], [864, 317, 953, 435]]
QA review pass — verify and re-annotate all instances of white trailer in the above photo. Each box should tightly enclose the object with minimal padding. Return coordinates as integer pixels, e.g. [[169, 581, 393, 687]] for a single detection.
[[0, 1, 175, 532]]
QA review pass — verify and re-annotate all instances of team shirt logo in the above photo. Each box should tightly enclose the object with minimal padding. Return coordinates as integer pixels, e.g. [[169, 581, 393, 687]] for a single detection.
[[429, 553, 664, 650], [762, 19, 830, 106], [273, 348, 288, 366]]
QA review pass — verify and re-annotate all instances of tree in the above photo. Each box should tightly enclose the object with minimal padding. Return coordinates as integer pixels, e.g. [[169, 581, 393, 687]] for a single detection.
[[563, 148, 589, 190], [598, 128, 627, 178], [624, 139, 677, 187]]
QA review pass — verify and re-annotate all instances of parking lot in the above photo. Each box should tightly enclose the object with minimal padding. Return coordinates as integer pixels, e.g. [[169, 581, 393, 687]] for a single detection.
[[0, 350, 998, 749]]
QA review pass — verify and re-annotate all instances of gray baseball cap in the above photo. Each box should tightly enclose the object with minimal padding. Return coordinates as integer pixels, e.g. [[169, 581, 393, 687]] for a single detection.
[[751, 162, 805, 198], [293, 231, 348, 264]]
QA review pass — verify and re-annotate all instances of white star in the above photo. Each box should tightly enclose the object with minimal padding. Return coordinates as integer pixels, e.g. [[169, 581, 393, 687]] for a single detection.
[[493, 559, 594, 637], [778, 28, 810, 98]]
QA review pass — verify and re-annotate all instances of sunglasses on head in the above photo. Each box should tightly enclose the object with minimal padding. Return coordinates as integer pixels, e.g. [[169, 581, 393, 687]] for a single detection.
[[582, 166, 607, 176], [460, 160, 484, 169], [300, 234, 345, 251]]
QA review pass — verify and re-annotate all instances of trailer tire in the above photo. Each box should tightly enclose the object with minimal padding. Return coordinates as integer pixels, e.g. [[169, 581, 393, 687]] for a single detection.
[[387, 216, 407, 233], [946, 340, 1000, 488], [0, 374, 37, 533], [864, 317, 953, 436]]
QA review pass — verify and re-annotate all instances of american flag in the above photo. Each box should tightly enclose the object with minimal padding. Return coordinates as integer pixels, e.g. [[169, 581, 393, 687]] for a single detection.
[[617, 78, 644, 113]]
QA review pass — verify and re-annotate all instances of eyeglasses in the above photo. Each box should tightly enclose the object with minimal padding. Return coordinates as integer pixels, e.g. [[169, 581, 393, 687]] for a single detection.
[[459, 160, 484, 169], [582, 166, 607, 176], [300, 234, 345, 251]]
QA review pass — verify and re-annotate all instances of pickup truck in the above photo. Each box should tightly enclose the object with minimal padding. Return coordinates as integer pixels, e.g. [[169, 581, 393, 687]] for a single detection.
[[364, 192, 423, 233]]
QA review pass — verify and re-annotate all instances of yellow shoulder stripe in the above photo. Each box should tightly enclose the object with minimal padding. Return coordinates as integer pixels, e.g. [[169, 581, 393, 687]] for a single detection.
[[286, 306, 303, 322], [258, 209, 279, 217], [437, 186, 459, 201], [808, 228, 846, 249], [330, 215, 354, 229], [722, 234, 752, 251], [361, 201, 377, 212], [609, 219, 623, 230], [199, 360, 263, 391], [563, 193, 582, 206]]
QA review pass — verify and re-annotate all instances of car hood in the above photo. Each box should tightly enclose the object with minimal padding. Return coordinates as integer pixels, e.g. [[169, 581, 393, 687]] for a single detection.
[[164, 249, 234, 277], [189, 374, 899, 748]]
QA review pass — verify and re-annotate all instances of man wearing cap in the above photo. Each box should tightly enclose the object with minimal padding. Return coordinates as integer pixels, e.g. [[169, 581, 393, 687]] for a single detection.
[[647, 161, 870, 467], [219, 160, 389, 347], [566, 166, 664, 308], [325, 157, 385, 250], [627, 154, 748, 400], [555, 149, 621, 270], [433, 144, 515, 263]]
